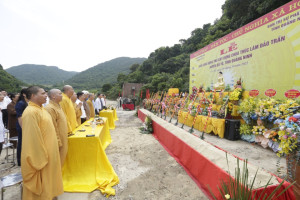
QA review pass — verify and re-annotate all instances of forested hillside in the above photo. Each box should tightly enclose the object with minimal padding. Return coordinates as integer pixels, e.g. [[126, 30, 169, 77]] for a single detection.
[[6, 64, 78, 85], [60, 57, 146, 91], [0, 64, 25, 92], [107, 0, 291, 99]]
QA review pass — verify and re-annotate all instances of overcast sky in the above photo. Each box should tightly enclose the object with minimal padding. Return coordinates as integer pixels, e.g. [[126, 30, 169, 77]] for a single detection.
[[0, 0, 225, 72]]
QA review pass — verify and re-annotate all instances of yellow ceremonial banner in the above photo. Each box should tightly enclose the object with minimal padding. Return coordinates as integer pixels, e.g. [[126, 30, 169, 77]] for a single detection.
[[190, 1, 300, 99], [168, 88, 179, 96]]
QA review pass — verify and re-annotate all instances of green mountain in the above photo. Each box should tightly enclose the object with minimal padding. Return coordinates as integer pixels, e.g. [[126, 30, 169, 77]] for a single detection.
[[0, 64, 25, 92], [62, 57, 146, 91], [6, 64, 78, 85]]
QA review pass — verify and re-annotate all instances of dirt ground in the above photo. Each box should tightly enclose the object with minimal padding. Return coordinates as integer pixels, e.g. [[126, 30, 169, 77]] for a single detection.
[[0, 100, 287, 200]]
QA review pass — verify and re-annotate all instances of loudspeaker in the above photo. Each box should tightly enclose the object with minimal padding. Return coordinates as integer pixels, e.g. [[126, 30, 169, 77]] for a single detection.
[[224, 119, 240, 141]]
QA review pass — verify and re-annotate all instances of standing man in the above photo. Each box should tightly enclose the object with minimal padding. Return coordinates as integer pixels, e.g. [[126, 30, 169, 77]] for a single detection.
[[82, 91, 90, 120], [94, 93, 103, 115], [60, 85, 78, 133], [71, 93, 82, 125], [76, 92, 86, 125], [87, 93, 95, 118], [45, 89, 68, 166], [15, 88, 28, 166], [101, 94, 106, 109], [21, 86, 63, 200], [0, 90, 10, 128]]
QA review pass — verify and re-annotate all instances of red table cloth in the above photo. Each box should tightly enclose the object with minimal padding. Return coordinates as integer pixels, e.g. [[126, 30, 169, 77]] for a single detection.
[[122, 104, 134, 110]]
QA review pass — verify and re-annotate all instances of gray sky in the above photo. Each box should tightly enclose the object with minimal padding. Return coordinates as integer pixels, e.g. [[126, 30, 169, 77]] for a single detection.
[[0, 0, 225, 72]]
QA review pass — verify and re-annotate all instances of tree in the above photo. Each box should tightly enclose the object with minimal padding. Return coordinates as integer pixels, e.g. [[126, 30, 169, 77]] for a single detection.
[[140, 59, 154, 75], [117, 73, 127, 86], [102, 83, 112, 92], [126, 70, 146, 83], [129, 63, 140, 73]]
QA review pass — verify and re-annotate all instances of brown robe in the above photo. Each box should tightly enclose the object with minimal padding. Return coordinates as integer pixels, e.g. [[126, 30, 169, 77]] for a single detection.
[[7, 101, 17, 147], [86, 99, 95, 118], [83, 101, 90, 119]]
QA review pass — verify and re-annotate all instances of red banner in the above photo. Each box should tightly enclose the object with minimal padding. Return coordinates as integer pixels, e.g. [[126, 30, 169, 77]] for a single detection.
[[146, 89, 150, 99], [249, 90, 259, 97], [285, 89, 300, 99], [140, 90, 143, 98], [265, 89, 276, 97]]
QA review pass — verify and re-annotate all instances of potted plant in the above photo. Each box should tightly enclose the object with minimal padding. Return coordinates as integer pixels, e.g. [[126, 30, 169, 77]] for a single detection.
[[208, 155, 294, 200]]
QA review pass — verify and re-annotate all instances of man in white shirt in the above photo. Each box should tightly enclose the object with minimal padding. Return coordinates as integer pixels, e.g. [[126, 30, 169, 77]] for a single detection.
[[101, 94, 106, 109], [76, 92, 87, 124], [94, 93, 103, 115], [82, 90, 90, 120], [42, 90, 50, 107], [0, 91, 10, 128], [2, 91, 12, 105]]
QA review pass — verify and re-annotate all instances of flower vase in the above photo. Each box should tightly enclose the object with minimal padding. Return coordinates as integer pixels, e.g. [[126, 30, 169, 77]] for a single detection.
[[286, 151, 300, 199]]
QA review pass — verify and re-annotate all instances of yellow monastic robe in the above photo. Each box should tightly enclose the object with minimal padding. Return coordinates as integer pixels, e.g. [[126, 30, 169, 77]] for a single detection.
[[60, 93, 78, 132], [73, 102, 82, 126], [45, 100, 68, 166], [21, 102, 63, 200], [87, 99, 95, 118]]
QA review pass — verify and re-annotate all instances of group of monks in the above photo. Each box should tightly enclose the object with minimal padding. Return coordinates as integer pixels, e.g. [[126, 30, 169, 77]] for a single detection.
[[21, 85, 95, 200]]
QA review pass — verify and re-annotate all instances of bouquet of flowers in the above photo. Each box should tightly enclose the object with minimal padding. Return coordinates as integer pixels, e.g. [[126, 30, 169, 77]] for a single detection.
[[229, 88, 242, 101], [271, 99, 299, 119], [189, 86, 198, 101], [254, 98, 278, 120], [107, 105, 115, 110], [140, 115, 153, 134], [187, 103, 197, 117], [238, 97, 257, 124], [239, 124, 252, 135], [252, 125, 267, 135], [277, 116, 300, 156], [268, 130, 278, 139]]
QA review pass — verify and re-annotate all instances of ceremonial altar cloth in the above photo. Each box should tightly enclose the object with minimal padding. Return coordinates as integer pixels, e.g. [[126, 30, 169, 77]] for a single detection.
[[100, 110, 116, 129], [178, 111, 225, 138], [113, 109, 118, 121], [62, 118, 119, 196]]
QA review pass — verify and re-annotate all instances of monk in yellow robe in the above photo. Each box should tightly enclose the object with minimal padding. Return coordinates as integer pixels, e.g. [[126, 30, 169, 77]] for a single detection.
[[45, 89, 68, 166], [21, 86, 63, 200], [87, 93, 95, 118], [60, 85, 77, 133], [71, 93, 82, 126]]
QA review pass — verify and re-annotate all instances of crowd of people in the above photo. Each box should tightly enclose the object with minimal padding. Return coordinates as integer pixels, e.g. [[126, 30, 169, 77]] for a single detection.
[[0, 85, 107, 200]]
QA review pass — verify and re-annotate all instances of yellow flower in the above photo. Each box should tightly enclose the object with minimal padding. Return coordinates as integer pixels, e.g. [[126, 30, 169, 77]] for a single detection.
[[225, 194, 230, 199]]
